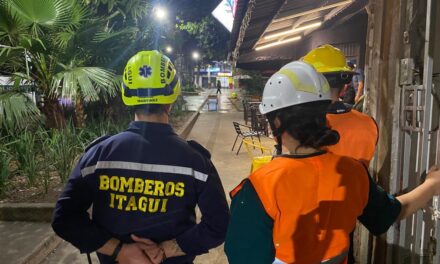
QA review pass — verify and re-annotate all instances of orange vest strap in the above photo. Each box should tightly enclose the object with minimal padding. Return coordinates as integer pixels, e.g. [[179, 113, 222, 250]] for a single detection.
[[229, 178, 248, 199]]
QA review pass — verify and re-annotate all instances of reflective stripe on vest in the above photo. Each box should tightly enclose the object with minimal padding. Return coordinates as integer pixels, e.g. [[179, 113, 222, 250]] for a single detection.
[[81, 161, 208, 182]]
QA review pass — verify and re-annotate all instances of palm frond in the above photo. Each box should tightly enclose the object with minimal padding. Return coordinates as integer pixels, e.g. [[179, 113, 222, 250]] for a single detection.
[[0, 90, 41, 130], [54, 29, 75, 49], [8, 0, 75, 29], [93, 26, 137, 43], [51, 66, 118, 102], [0, 2, 28, 45]]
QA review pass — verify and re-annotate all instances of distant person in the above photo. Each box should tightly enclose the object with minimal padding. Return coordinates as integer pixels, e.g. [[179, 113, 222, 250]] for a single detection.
[[347, 61, 364, 103], [52, 50, 229, 264], [340, 83, 355, 105], [216, 80, 222, 94], [224, 60, 440, 264]]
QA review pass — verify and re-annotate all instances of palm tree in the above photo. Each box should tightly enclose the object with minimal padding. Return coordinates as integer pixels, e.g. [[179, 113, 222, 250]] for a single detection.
[[0, 0, 120, 129]]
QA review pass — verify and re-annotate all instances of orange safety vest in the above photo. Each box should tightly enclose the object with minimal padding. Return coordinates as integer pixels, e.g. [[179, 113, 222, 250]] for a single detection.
[[326, 109, 378, 166], [249, 153, 369, 264]]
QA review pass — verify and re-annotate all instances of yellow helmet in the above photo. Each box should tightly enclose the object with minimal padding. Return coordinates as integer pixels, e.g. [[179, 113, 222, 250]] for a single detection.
[[121, 50, 180, 106], [302, 44, 353, 74]]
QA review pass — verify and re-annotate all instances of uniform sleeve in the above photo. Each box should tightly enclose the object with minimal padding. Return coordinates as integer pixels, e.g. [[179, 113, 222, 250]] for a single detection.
[[175, 161, 230, 255], [358, 175, 402, 235], [224, 180, 275, 264], [51, 159, 112, 253]]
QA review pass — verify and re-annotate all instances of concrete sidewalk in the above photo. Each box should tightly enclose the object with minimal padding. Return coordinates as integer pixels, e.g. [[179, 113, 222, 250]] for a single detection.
[[1, 88, 274, 264]]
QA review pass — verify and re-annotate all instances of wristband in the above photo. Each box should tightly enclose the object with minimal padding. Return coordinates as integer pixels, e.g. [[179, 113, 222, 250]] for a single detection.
[[111, 241, 123, 261]]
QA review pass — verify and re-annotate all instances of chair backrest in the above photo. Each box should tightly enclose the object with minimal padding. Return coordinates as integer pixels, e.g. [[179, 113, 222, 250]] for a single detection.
[[233, 122, 243, 135], [242, 138, 273, 159]]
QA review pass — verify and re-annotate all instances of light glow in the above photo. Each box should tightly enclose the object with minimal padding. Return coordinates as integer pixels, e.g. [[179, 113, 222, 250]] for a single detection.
[[255, 36, 302, 51], [192, 51, 200, 60], [154, 7, 167, 20], [264, 22, 322, 40], [165, 46, 173, 53]]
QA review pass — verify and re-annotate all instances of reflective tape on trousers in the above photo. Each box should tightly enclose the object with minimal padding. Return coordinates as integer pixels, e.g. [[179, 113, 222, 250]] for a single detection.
[[80, 161, 209, 182]]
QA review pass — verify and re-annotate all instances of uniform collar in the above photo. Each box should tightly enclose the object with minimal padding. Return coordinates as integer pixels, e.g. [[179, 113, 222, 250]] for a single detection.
[[277, 150, 327, 159], [127, 121, 176, 137], [327, 101, 352, 114]]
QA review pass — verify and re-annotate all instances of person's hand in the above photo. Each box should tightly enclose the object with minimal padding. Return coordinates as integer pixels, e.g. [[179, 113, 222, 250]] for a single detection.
[[131, 235, 165, 264], [354, 95, 361, 103], [425, 166, 440, 195], [160, 239, 185, 258], [116, 242, 154, 264]]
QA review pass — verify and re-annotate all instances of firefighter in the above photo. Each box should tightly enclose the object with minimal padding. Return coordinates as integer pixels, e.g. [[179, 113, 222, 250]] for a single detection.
[[303, 45, 378, 263], [302, 44, 377, 166], [224, 61, 440, 264], [52, 50, 230, 264]]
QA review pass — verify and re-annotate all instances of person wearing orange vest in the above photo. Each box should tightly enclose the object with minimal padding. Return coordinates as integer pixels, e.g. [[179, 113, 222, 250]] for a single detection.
[[224, 61, 440, 264], [303, 45, 377, 263], [302, 44, 378, 166]]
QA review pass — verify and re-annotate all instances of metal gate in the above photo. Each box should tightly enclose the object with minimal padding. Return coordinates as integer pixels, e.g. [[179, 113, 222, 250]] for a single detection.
[[363, 0, 440, 263]]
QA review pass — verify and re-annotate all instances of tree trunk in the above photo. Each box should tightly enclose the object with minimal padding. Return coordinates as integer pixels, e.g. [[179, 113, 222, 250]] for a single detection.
[[74, 97, 86, 128], [41, 97, 66, 129]]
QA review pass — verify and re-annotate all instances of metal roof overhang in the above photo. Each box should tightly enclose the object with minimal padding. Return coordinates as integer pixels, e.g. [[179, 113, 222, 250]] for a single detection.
[[230, 0, 368, 69]]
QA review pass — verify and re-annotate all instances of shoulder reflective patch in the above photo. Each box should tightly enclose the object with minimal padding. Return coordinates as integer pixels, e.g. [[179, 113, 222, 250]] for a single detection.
[[278, 69, 317, 94], [81, 161, 208, 182]]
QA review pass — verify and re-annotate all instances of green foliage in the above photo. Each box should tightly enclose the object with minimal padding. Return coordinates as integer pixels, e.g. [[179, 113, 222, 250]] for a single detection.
[[0, 144, 11, 195], [51, 64, 118, 102], [0, 0, 122, 130], [14, 129, 38, 185], [177, 16, 228, 60], [239, 70, 266, 96], [170, 95, 188, 117], [46, 124, 81, 182], [0, 90, 41, 131], [181, 84, 197, 93]]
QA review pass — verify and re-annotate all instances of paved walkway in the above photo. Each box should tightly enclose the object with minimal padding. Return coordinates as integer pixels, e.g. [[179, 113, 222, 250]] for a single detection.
[[1, 88, 274, 264]]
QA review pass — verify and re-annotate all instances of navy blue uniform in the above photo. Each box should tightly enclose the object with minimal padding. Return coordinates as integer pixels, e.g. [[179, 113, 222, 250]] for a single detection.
[[52, 122, 230, 264]]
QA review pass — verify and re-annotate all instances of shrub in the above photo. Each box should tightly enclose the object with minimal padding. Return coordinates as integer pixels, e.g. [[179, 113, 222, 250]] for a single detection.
[[0, 146, 11, 195], [14, 130, 39, 186]]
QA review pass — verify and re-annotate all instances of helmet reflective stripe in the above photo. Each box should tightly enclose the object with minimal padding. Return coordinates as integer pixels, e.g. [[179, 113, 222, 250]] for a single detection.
[[259, 61, 331, 115], [122, 76, 179, 97], [278, 68, 330, 94]]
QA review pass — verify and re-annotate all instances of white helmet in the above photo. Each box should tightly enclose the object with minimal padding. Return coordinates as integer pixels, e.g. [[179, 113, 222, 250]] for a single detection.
[[259, 61, 331, 115]]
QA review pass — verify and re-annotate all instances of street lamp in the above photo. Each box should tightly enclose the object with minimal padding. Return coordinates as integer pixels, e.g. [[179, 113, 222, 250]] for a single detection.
[[154, 6, 167, 20], [165, 46, 173, 53], [192, 51, 200, 60], [192, 52, 201, 88]]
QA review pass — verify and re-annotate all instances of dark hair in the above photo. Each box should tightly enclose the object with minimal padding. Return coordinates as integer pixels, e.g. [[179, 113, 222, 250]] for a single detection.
[[266, 101, 339, 149], [134, 104, 168, 116]]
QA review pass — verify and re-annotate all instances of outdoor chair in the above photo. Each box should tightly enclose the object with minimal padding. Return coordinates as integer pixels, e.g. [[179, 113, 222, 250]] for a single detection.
[[242, 138, 273, 173], [232, 121, 262, 155]]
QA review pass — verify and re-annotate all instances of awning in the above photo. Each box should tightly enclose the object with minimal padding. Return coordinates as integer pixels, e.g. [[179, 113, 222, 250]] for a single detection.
[[230, 0, 368, 69]]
